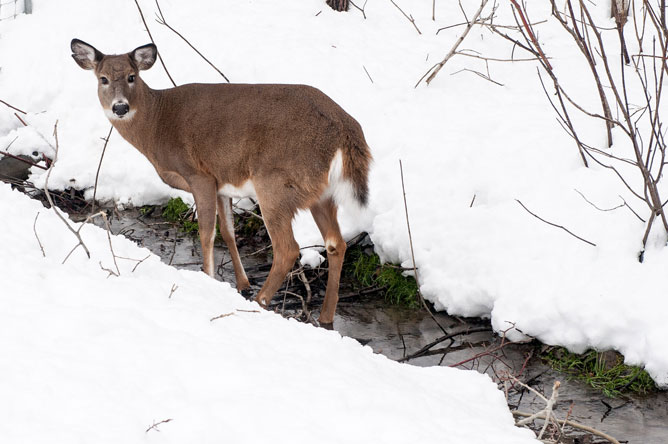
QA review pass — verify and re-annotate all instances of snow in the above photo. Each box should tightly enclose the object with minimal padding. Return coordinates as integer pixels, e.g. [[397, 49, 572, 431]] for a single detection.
[[0, 0, 666, 436], [0, 184, 536, 442]]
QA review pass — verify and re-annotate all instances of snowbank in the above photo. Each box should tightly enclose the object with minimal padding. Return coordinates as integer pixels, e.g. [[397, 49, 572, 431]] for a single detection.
[[0, 184, 536, 442], [0, 0, 667, 387]]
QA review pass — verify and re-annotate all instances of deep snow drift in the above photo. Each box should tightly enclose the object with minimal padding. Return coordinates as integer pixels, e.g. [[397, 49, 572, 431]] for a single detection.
[[0, 0, 667, 390], [0, 183, 538, 442]]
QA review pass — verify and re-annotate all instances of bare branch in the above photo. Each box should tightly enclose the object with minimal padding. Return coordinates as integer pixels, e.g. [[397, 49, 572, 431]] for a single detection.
[[418, 0, 489, 87], [389, 0, 422, 35], [133, 0, 176, 87], [154, 0, 230, 83], [516, 199, 596, 247], [91, 125, 113, 214]]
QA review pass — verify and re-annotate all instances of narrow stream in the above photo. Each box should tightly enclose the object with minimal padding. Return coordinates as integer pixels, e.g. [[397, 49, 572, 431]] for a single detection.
[[96, 207, 668, 444]]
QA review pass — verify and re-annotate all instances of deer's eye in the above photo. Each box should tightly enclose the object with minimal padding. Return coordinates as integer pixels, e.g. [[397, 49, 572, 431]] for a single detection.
[[128, 75, 135, 83], [100, 77, 109, 85]]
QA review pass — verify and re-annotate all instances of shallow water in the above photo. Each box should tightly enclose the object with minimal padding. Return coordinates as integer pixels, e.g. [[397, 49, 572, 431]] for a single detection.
[[99, 208, 668, 444]]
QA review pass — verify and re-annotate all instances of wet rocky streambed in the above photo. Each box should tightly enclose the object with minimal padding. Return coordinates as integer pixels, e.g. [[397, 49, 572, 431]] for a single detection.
[[73, 204, 666, 444]]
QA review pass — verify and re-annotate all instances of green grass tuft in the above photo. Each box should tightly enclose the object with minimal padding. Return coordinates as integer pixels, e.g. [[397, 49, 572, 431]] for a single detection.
[[542, 347, 656, 397], [162, 197, 199, 234], [346, 247, 420, 308]]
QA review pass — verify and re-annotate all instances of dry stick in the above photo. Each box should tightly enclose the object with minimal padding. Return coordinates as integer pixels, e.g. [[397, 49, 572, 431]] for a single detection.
[[389, 0, 422, 35], [574, 188, 625, 212], [582, 2, 668, 236], [145, 418, 173, 433], [0, 98, 27, 114], [399, 160, 448, 336], [133, 0, 176, 87], [154, 0, 230, 83], [0, 149, 49, 171], [43, 122, 91, 261], [210, 312, 234, 321], [510, 0, 552, 70], [297, 269, 313, 304], [91, 125, 113, 215], [100, 212, 121, 276], [362, 65, 374, 83], [14, 112, 27, 127], [398, 326, 491, 362], [516, 199, 596, 247], [168, 283, 178, 298], [33, 212, 45, 257], [349, 0, 367, 19], [417, 0, 489, 87], [512, 412, 621, 443]]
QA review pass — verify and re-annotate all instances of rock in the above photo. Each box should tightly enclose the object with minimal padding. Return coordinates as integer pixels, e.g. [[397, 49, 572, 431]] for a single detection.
[[0, 154, 33, 182]]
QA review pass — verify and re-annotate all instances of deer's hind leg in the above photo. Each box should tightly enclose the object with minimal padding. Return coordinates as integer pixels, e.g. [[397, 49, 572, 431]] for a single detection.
[[253, 180, 301, 309], [310, 197, 346, 324], [216, 195, 250, 291]]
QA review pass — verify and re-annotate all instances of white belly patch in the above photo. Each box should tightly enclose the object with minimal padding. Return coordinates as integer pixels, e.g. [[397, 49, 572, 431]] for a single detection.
[[218, 180, 257, 199]]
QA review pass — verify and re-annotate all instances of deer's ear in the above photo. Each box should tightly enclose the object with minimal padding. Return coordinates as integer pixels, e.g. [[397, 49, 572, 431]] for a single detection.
[[131, 43, 157, 71], [71, 38, 104, 70]]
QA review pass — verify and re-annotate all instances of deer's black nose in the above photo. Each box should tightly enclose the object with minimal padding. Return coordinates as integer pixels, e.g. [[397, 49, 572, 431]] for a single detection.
[[112, 103, 129, 116]]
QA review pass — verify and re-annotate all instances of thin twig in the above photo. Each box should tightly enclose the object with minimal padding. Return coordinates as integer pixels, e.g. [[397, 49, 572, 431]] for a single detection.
[[362, 65, 374, 83], [91, 125, 113, 214], [516, 199, 596, 247], [389, 0, 422, 35], [154, 0, 230, 82], [0, 98, 27, 114], [133, 0, 176, 87], [417, 0, 490, 87], [33, 212, 45, 257], [512, 411, 621, 443], [210, 312, 234, 321], [399, 160, 447, 335], [145, 418, 173, 433]]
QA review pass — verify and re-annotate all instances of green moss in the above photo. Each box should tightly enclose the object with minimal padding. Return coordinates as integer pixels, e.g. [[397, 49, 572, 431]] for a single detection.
[[542, 347, 656, 397], [346, 247, 420, 308], [235, 212, 265, 238], [162, 197, 199, 234]]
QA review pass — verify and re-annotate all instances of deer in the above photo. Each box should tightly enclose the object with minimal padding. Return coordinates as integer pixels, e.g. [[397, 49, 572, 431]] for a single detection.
[[70, 39, 371, 324]]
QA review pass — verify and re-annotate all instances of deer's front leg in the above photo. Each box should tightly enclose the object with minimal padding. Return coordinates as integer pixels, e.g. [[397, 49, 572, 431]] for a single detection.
[[188, 175, 217, 277]]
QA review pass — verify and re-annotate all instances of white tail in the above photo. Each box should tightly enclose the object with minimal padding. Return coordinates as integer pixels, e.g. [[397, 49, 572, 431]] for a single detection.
[[71, 39, 371, 324]]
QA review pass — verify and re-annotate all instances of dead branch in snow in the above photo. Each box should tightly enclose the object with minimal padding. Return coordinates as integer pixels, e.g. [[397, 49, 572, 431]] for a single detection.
[[210, 312, 234, 321], [416, 0, 490, 87], [362, 65, 374, 83], [399, 160, 448, 335], [145, 418, 173, 433], [516, 199, 596, 247], [133, 0, 176, 87], [349, 0, 367, 19], [0, 98, 27, 115], [91, 125, 113, 215], [33, 212, 45, 257], [169, 283, 178, 298], [154, 0, 230, 83], [501, 1, 668, 255], [43, 122, 91, 261], [389, 0, 422, 35], [398, 326, 492, 362]]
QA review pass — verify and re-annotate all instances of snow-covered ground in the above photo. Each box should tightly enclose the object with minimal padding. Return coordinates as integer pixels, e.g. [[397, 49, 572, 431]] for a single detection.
[[0, 184, 538, 443], [0, 0, 666, 437]]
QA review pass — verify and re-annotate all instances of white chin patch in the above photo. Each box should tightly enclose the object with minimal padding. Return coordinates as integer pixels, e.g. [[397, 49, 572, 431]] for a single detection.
[[104, 108, 136, 121]]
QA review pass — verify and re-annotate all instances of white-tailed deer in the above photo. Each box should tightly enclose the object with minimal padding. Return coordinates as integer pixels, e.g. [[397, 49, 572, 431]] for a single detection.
[[70, 39, 371, 324]]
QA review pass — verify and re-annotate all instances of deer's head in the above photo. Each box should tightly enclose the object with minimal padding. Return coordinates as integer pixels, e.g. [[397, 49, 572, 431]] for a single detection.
[[70, 39, 157, 121]]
